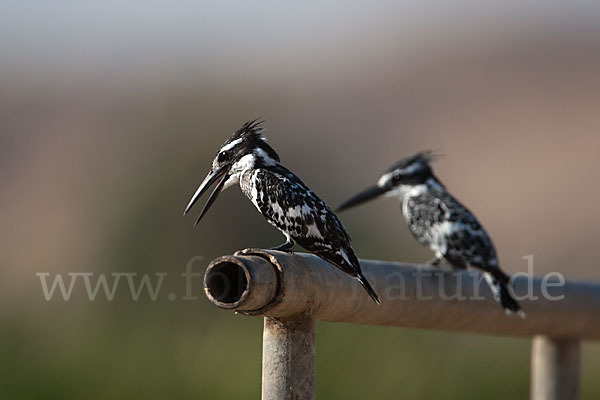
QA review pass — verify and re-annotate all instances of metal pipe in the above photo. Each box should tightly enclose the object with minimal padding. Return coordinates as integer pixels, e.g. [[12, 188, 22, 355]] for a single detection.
[[204, 249, 600, 339], [204, 254, 278, 311], [531, 335, 580, 400], [262, 315, 315, 400]]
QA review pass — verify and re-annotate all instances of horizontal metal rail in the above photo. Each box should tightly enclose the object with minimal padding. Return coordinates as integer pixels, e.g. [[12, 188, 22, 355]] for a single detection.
[[204, 249, 600, 339], [203, 249, 599, 400]]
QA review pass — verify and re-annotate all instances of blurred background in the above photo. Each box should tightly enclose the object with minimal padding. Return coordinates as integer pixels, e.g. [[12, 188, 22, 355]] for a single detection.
[[2, 1, 600, 398]]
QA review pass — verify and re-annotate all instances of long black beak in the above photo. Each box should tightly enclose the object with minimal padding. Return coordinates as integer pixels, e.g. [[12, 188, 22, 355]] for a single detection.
[[336, 185, 389, 213], [184, 165, 230, 225]]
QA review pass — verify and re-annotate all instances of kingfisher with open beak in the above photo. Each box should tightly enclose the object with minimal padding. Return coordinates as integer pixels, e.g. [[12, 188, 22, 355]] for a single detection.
[[184, 119, 380, 304]]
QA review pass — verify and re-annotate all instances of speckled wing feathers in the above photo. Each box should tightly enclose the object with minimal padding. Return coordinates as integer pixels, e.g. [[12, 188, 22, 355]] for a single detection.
[[404, 186, 499, 273], [248, 166, 360, 277]]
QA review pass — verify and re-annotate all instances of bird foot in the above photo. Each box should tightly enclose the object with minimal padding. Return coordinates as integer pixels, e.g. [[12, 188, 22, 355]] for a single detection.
[[423, 257, 442, 268], [268, 240, 295, 253]]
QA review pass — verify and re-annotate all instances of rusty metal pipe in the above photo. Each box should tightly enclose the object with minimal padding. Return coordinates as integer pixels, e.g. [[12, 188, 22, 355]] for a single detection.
[[204, 249, 600, 339], [531, 335, 581, 400], [261, 315, 315, 400]]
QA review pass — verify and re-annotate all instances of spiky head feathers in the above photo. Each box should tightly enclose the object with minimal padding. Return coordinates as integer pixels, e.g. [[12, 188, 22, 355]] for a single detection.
[[183, 119, 280, 223], [203, 119, 280, 192], [378, 151, 441, 187], [213, 119, 279, 170]]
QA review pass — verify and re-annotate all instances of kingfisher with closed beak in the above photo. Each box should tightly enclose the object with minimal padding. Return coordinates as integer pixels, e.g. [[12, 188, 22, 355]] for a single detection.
[[337, 151, 523, 316], [184, 119, 380, 304]]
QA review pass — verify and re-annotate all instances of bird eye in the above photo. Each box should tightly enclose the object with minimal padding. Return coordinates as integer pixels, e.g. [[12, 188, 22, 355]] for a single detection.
[[217, 151, 229, 163]]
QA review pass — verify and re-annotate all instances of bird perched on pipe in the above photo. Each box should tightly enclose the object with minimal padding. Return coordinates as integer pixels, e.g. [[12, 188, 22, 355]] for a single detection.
[[184, 119, 380, 304], [337, 151, 524, 316]]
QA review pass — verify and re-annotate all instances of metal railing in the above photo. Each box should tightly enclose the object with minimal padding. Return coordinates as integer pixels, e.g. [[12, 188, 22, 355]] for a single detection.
[[203, 249, 600, 400]]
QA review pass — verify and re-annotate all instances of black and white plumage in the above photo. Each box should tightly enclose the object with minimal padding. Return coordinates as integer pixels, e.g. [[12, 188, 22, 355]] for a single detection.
[[337, 151, 524, 316], [184, 119, 380, 304]]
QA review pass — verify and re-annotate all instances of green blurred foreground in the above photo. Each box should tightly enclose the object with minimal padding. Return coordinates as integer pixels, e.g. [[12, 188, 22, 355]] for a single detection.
[[3, 297, 600, 399]]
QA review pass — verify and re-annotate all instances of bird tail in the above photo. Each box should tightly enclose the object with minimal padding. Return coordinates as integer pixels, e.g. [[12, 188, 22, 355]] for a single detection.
[[482, 272, 525, 318], [356, 272, 381, 305]]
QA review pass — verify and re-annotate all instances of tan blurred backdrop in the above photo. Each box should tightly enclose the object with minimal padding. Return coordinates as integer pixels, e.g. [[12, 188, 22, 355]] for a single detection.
[[2, 1, 600, 399]]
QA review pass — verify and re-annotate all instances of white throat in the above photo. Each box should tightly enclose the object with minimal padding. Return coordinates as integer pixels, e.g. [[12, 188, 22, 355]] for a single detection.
[[221, 148, 278, 190], [385, 184, 427, 201], [383, 178, 441, 201], [223, 154, 256, 189]]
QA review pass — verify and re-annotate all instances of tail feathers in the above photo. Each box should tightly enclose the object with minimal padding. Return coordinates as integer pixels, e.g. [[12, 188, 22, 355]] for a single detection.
[[313, 247, 381, 304], [483, 273, 525, 318], [356, 273, 381, 304], [499, 285, 526, 318]]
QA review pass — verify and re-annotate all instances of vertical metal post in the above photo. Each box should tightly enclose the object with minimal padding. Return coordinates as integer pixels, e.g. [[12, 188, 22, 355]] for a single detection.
[[531, 335, 580, 400], [262, 314, 315, 400]]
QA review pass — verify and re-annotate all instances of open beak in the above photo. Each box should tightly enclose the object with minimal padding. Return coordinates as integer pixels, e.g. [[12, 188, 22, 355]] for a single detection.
[[184, 165, 230, 225], [336, 185, 389, 213]]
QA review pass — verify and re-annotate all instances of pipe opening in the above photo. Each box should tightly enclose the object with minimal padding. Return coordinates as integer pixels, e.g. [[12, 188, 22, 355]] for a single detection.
[[206, 262, 248, 304]]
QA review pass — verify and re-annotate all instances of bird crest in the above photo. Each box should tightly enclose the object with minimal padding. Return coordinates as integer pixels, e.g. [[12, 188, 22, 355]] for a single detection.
[[228, 118, 267, 143], [388, 150, 442, 172]]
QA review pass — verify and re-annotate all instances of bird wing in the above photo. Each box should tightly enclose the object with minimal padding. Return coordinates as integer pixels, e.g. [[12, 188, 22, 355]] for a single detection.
[[420, 188, 500, 271], [253, 167, 360, 276]]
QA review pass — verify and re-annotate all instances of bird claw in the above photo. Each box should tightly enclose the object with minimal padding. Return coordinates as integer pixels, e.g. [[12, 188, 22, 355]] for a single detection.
[[268, 240, 295, 253], [267, 246, 294, 253], [422, 257, 442, 268]]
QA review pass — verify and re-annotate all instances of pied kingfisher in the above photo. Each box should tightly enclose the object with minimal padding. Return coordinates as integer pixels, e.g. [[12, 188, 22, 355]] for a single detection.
[[184, 119, 380, 304], [337, 151, 523, 316]]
